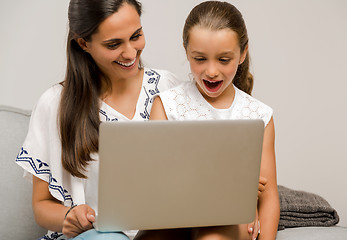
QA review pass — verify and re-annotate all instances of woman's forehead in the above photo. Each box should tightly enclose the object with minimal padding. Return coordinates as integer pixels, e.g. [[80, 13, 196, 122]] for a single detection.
[[92, 3, 142, 42]]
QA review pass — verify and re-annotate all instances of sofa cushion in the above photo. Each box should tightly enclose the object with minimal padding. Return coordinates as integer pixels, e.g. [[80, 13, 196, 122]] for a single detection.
[[0, 105, 46, 239], [276, 226, 347, 240]]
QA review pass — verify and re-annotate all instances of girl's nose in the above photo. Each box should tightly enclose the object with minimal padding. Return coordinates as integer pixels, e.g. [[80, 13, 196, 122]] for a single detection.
[[206, 62, 219, 78]]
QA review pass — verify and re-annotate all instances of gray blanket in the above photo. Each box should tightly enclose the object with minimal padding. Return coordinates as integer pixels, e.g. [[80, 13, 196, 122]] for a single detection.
[[278, 185, 339, 230]]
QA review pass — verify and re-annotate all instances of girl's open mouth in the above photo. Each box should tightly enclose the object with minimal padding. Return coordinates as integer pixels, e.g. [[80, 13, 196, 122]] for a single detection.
[[203, 79, 223, 92]]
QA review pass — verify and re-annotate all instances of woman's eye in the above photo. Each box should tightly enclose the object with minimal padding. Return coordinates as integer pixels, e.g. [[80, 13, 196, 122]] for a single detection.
[[107, 43, 120, 49], [130, 34, 142, 41]]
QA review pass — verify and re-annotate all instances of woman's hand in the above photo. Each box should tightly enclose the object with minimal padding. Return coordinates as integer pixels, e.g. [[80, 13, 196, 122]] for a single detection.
[[258, 176, 267, 198], [62, 204, 96, 238], [247, 208, 260, 240]]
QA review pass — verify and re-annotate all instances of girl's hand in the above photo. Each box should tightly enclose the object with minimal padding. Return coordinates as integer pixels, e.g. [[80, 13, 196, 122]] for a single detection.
[[258, 176, 268, 198], [247, 208, 260, 240], [62, 204, 96, 238]]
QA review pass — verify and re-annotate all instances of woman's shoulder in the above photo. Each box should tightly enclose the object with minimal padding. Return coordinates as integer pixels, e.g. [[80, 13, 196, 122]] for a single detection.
[[144, 67, 183, 91], [32, 84, 63, 114], [144, 67, 175, 77], [38, 84, 63, 104]]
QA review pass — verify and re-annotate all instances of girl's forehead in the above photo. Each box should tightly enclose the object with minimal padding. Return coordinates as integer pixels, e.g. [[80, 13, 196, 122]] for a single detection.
[[188, 27, 240, 53]]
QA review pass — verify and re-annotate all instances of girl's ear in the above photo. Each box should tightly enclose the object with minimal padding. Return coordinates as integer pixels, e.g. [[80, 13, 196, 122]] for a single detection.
[[183, 43, 189, 61], [239, 44, 249, 65], [76, 38, 89, 52]]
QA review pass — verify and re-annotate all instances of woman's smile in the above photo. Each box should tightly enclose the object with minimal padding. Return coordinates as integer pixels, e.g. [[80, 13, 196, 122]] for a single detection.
[[114, 57, 137, 69]]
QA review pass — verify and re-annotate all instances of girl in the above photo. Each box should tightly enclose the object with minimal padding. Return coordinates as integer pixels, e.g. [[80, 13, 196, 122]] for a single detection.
[[140, 1, 280, 240], [15, 0, 181, 239]]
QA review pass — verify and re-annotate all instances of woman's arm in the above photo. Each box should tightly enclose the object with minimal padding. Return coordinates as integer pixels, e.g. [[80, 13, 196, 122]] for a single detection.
[[257, 117, 280, 240], [150, 97, 168, 120], [32, 176, 68, 232], [32, 176, 95, 238]]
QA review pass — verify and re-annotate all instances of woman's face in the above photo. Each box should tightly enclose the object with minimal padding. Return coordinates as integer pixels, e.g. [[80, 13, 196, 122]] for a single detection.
[[186, 27, 247, 101], [79, 3, 145, 81]]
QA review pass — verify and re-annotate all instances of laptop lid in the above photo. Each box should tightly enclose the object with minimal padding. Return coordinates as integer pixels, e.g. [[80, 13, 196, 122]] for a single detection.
[[95, 120, 264, 232]]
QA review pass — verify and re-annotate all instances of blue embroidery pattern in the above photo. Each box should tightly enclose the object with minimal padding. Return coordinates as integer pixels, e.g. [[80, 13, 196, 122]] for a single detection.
[[40, 232, 65, 240], [140, 86, 151, 120], [146, 69, 160, 96], [99, 109, 119, 122], [16, 148, 73, 205], [140, 69, 161, 120]]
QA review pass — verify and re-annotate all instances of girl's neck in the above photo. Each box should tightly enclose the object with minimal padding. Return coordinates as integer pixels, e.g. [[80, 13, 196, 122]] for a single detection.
[[197, 82, 236, 109]]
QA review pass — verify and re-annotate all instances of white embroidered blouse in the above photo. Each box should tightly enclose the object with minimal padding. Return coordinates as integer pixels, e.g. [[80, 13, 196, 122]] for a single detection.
[[159, 81, 273, 127], [16, 68, 180, 240]]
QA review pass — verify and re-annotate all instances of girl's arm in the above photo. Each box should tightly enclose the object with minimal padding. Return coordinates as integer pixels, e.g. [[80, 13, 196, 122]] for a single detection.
[[32, 176, 95, 238], [257, 117, 280, 240], [150, 97, 168, 120]]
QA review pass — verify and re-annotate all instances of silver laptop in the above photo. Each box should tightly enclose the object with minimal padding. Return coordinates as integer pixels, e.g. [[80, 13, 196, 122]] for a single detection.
[[94, 120, 264, 232]]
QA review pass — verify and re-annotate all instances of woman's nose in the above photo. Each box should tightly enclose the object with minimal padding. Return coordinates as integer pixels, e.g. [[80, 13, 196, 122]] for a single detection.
[[121, 43, 137, 60]]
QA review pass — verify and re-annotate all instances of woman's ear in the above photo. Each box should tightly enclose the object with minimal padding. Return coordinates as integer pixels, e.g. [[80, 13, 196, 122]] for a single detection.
[[239, 44, 249, 65], [76, 38, 88, 52]]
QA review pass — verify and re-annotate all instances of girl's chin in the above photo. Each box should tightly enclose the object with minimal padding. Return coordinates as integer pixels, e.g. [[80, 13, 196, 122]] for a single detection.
[[196, 83, 222, 99]]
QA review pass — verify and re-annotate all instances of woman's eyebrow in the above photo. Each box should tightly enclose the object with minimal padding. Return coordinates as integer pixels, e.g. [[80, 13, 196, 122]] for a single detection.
[[132, 27, 143, 36], [102, 27, 143, 43]]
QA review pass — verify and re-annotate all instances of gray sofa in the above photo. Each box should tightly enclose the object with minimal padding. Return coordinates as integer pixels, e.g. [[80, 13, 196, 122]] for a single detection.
[[1, 105, 346, 240], [0, 105, 47, 239]]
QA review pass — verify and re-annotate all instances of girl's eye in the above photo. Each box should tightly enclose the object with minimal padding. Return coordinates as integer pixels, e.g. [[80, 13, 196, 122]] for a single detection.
[[194, 57, 206, 62], [219, 58, 231, 63], [130, 34, 142, 41]]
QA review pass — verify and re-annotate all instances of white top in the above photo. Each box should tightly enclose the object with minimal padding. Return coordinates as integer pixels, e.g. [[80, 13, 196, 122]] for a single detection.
[[160, 81, 273, 126], [16, 68, 180, 240]]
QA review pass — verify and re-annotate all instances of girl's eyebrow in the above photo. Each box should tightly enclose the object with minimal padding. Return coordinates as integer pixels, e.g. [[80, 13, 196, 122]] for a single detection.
[[102, 27, 143, 43], [191, 51, 205, 55], [219, 51, 236, 57], [191, 50, 236, 56]]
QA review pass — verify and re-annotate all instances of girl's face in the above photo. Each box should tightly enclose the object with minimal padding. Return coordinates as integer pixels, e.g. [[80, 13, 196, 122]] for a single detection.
[[186, 27, 247, 102], [78, 3, 145, 81]]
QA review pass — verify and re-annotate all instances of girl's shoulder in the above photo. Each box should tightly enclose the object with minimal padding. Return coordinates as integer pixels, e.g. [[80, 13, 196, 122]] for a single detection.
[[233, 85, 273, 125], [159, 81, 197, 108], [234, 86, 272, 108], [161, 80, 194, 95]]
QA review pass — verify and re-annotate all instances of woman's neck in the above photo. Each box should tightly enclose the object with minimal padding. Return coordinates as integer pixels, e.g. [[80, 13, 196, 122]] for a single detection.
[[101, 68, 144, 119], [102, 68, 144, 98]]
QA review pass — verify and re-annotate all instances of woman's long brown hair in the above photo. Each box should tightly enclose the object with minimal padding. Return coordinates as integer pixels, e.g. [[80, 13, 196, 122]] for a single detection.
[[59, 0, 142, 178], [183, 1, 253, 95]]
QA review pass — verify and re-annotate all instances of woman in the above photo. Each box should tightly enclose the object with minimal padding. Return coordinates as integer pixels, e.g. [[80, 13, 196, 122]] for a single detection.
[[16, 0, 180, 239]]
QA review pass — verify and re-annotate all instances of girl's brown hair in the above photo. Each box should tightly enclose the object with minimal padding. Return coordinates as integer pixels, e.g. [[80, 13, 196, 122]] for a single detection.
[[59, 0, 142, 178], [183, 1, 253, 94]]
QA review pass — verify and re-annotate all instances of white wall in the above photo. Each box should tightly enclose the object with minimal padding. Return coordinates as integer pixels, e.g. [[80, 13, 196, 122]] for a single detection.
[[1, 0, 346, 227]]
